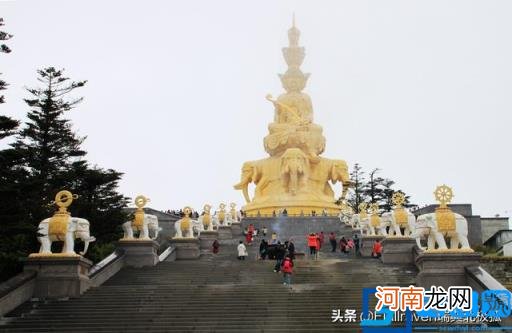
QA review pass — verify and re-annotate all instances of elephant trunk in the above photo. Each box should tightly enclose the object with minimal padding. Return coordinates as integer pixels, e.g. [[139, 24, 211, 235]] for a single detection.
[[234, 181, 251, 203], [80, 236, 96, 256]]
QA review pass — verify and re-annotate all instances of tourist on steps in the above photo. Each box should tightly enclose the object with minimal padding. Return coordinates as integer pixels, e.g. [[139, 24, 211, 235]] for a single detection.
[[238, 240, 248, 260], [281, 256, 293, 286], [246, 229, 253, 245], [371, 239, 382, 258], [259, 239, 268, 260], [353, 234, 361, 256], [212, 240, 220, 254], [339, 237, 349, 254], [273, 242, 286, 272], [307, 233, 317, 258], [329, 232, 337, 252], [287, 239, 295, 260]]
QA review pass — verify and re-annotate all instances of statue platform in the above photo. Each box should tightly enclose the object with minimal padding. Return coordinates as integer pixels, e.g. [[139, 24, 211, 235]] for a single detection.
[[381, 237, 417, 264], [116, 239, 159, 267], [360, 235, 385, 257], [170, 238, 200, 260], [230, 222, 242, 236], [217, 226, 233, 240], [415, 250, 481, 288], [242, 216, 352, 253], [199, 231, 219, 250], [23, 256, 92, 298]]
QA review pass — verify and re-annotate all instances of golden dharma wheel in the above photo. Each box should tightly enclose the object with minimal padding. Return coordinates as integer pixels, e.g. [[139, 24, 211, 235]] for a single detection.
[[134, 195, 149, 208], [392, 192, 405, 208], [370, 203, 379, 214], [434, 184, 454, 207], [183, 206, 192, 217], [54, 190, 76, 209]]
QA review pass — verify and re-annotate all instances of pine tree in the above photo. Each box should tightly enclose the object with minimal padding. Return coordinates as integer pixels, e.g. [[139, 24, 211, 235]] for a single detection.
[[13, 67, 87, 222], [346, 163, 367, 212], [0, 17, 19, 139], [0, 67, 128, 281]]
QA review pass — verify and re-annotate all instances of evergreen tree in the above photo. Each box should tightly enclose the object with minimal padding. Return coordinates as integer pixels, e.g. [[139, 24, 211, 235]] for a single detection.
[[346, 163, 366, 212], [0, 67, 128, 281], [13, 67, 87, 222], [0, 17, 19, 139]]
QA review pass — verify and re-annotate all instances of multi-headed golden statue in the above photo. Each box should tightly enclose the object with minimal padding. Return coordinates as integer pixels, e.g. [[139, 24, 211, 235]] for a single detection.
[[234, 19, 350, 217]]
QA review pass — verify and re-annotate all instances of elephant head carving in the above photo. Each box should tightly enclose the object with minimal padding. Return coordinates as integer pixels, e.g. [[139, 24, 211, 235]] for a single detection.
[[329, 159, 351, 200], [281, 148, 309, 195], [234, 162, 257, 203]]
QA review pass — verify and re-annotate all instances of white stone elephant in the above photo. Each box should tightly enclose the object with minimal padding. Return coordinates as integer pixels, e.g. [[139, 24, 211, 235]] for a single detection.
[[174, 218, 195, 238], [36, 217, 96, 256], [412, 213, 471, 251], [350, 213, 366, 232], [381, 211, 416, 237], [361, 214, 388, 236], [121, 214, 162, 240]]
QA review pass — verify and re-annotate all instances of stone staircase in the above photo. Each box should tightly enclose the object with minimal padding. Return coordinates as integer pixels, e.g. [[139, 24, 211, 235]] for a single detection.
[[1, 225, 419, 332]]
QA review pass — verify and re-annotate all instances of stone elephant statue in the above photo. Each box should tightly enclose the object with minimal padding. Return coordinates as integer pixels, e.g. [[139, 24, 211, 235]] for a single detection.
[[412, 213, 470, 251], [121, 214, 161, 240], [174, 217, 196, 238], [381, 211, 416, 238], [36, 217, 96, 256], [350, 213, 366, 232], [281, 148, 309, 195], [360, 214, 388, 236]]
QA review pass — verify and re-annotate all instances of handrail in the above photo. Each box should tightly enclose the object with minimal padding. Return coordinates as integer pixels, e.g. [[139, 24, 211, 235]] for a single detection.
[[89, 250, 124, 277], [158, 246, 175, 262]]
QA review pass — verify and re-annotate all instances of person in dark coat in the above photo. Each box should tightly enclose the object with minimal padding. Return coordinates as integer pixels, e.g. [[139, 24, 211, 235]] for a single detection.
[[273, 242, 286, 272], [259, 239, 268, 260], [353, 234, 361, 256], [287, 239, 295, 260]]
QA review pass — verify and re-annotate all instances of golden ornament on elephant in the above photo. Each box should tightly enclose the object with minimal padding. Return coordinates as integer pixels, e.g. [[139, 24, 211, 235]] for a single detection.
[[48, 190, 77, 239], [132, 195, 149, 229], [392, 192, 408, 226], [434, 185, 456, 232], [180, 206, 192, 232]]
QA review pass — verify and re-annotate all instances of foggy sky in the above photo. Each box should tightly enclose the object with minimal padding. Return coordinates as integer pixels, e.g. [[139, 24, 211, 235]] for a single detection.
[[2, 0, 511, 219]]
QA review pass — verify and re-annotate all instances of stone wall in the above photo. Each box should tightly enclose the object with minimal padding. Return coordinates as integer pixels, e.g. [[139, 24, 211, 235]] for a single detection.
[[242, 216, 347, 253], [480, 257, 512, 290], [481, 217, 510, 244]]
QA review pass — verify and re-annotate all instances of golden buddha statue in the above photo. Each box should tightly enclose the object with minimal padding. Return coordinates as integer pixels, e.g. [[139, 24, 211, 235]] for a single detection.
[[234, 18, 350, 217]]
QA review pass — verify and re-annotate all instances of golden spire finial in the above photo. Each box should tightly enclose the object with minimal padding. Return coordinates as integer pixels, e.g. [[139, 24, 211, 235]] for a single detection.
[[292, 13, 296, 28]]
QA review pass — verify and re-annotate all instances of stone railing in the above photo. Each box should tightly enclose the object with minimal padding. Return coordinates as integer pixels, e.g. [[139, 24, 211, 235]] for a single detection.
[[0, 243, 176, 317], [0, 271, 36, 317], [89, 250, 126, 288]]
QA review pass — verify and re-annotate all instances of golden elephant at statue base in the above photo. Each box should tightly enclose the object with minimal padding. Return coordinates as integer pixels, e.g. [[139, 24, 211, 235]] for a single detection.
[[234, 147, 350, 217]]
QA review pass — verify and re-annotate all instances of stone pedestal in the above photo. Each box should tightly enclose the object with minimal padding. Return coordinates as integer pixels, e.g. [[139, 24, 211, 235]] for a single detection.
[[116, 240, 159, 268], [230, 222, 241, 236], [24, 256, 92, 299], [416, 251, 482, 288], [381, 237, 417, 264], [199, 231, 219, 250], [360, 235, 385, 257], [218, 226, 233, 240], [170, 238, 200, 260]]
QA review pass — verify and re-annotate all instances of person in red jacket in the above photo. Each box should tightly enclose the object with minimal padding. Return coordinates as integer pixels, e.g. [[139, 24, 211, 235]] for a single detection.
[[371, 239, 383, 258], [307, 233, 317, 258], [281, 256, 293, 286]]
